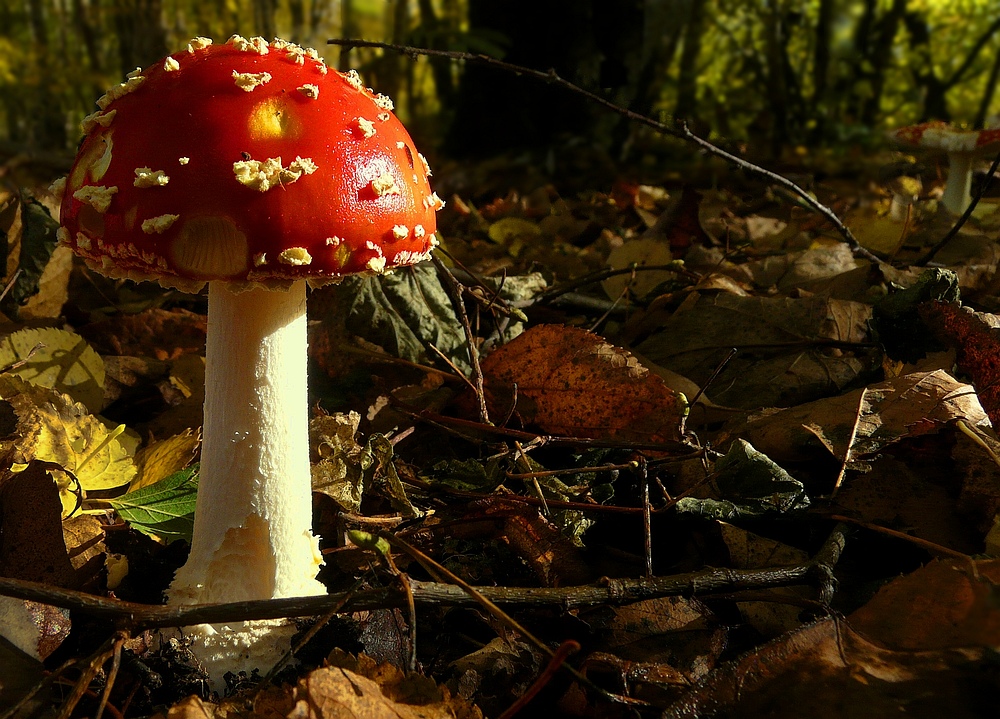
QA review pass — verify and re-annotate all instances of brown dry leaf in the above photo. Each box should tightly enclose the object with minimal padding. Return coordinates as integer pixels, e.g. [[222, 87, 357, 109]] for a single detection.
[[0, 462, 77, 587], [480, 325, 686, 443], [78, 308, 207, 360], [717, 522, 811, 637], [62, 515, 107, 591], [662, 617, 998, 718], [727, 370, 990, 464], [582, 596, 725, 673], [741, 243, 858, 292], [844, 206, 910, 255], [602, 238, 678, 300], [449, 493, 592, 586], [287, 659, 482, 719], [836, 453, 986, 554], [848, 559, 1000, 650], [636, 292, 874, 409], [160, 695, 216, 719], [0, 598, 71, 661], [19, 244, 73, 320]]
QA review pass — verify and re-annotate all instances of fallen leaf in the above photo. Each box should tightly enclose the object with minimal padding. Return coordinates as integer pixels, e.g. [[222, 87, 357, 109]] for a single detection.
[[636, 292, 875, 409], [480, 324, 686, 443], [848, 558, 1000, 650], [726, 370, 989, 464], [79, 308, 207, 360], [0, 597, 70, 661], [287, 655, 483, 719], [0, 462, 76, 587], [602, 238, 678, 300], [131, 428, 200, 491], [0, 376, 136, 516], [0, 327, 106, 413], [662, 617, 998, 718], [919, 301, 1000, 426], [674, 439, 810, 519]]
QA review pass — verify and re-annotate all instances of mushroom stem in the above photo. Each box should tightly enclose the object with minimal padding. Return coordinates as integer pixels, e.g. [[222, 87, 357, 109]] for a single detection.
[[942, 151, 975, 215], [170, 279, 324, 606]]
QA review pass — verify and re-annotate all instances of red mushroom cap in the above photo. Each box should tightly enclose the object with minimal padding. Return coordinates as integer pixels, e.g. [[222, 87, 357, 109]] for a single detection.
[[59, 36, 442, 291], [891, 121, 1000, 153]]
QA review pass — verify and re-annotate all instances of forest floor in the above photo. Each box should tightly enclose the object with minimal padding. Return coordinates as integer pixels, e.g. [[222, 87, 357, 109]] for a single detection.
[[1, 134, 999, 718]]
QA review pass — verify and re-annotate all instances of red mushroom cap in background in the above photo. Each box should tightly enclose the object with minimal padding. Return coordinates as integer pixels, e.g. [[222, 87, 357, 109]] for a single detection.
[[59, 36, 442, 291], [891, 121, 1000, 153]]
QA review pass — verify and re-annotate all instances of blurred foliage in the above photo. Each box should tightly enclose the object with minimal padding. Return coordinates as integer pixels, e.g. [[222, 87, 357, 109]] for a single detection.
[[0, 0, 998, 158]]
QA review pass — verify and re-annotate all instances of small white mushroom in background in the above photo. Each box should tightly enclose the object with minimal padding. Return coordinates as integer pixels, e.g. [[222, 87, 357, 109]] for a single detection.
[[890, 121, 1000, 215]]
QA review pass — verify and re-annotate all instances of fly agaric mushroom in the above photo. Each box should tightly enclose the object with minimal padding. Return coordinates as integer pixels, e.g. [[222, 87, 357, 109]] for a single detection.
[[891, 121, 1000, 214], [58, 36, 442, 682]]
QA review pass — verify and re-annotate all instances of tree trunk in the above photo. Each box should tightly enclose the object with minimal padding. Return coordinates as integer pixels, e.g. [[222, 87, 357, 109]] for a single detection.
[[338, 0, 355, 72], [417, 0, 457, 108], [445, 0, 598, 157], [763, 1, 789, 156], [807, 0, 834, 141], [675, 0, 707, 125], [974, 49, 1000, 129], [859, 0, 907, 126], [902, 11, 950, 121]]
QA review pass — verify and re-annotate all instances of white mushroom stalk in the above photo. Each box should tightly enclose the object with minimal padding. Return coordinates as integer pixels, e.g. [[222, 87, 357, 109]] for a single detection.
[[167, 280, 325, 679], [940, 151, 975, 216]]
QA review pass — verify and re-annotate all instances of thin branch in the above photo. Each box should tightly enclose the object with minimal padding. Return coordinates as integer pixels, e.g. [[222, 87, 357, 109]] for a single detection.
[[433, 256, 491, 424], [329, 38, 882, 264], [0, 563, 830, 629]]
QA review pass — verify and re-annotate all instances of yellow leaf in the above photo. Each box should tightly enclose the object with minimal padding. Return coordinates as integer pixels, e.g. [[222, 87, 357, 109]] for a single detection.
[[0, 327, 105, 413], [0, 376, 135, 517], [845, 207, 908, 256], [131, 428, 200, 491]]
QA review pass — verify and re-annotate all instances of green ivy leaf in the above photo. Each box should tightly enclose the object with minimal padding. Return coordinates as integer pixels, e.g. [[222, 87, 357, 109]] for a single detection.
[[341, 263, 469, 373], [109, 466, 198, 541]]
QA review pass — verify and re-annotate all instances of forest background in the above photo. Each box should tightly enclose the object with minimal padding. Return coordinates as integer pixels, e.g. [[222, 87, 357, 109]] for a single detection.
[[3, 0, 1000, 184]]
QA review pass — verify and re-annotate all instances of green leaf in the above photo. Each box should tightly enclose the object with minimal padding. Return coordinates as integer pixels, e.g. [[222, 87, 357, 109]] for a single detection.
[[674, 440, 810, 520], [108, 466, 198, 541], [341, 263, 469, 373]]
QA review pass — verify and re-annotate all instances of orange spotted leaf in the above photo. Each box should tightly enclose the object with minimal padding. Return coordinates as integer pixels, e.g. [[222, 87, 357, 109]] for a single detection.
[[481, 325, 686, 443], [919, 301, 1000, 425]]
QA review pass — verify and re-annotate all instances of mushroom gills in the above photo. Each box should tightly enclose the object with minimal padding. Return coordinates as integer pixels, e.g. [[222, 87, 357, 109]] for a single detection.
[[171, 216, 250, 277]]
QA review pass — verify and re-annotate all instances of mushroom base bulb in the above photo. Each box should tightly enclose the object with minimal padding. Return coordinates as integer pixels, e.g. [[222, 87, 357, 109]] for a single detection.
[[163, 619, 299, 692]]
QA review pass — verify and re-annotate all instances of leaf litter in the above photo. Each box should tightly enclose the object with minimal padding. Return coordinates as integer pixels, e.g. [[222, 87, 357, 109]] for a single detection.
[[5, 139, 1000, 719]]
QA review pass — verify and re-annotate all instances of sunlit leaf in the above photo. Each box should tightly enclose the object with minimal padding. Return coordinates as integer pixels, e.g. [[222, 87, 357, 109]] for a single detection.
[[108, 466, 198, 540], [0, 327, 106, 412]]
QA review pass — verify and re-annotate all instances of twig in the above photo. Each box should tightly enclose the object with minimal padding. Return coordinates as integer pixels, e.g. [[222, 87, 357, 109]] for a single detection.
[[808, 522, 850, 606], [916, 150, 1000, 266], [639, 459, 652, 578], [55, 634, 119, 719], [828, 514, 970, 560], [329, 38, 882, 264], [689, 347, 737, 407], [93, 632, 128, 719], [0, 563, 834, 627], [433, 256, 491, 424]]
